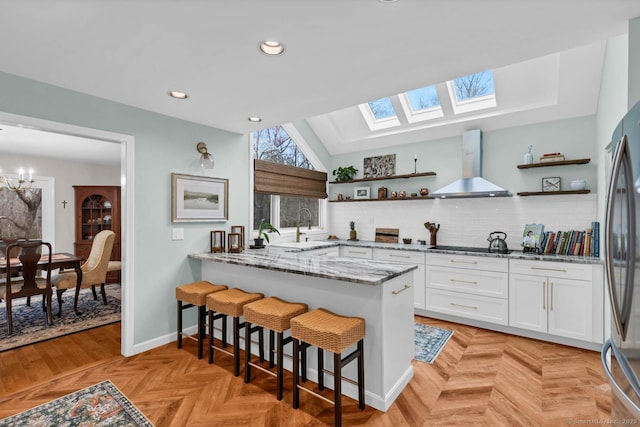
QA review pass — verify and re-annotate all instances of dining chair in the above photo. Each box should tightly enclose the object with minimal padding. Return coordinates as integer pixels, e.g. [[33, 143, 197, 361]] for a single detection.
[[1, 240, 53, 335], [52, 230, 115, 316]]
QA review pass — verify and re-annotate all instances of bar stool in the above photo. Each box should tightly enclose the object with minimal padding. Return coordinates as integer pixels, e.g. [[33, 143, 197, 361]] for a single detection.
[[243, 297, 308, 400], [206, 288, 264, 376], [175, 281, 228, 359], [291, 308, 366, 427]]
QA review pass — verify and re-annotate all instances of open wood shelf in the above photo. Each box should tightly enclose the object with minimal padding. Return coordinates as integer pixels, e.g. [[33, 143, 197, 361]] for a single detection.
[[517, 189, 591, 196], [329, 196, 434, 203], [517, 158, 591, 169], [329, 171, 436, 184]]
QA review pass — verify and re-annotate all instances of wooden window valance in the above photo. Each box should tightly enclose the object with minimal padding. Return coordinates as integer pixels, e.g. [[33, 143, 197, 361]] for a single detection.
[[254, 159, 327, 199]]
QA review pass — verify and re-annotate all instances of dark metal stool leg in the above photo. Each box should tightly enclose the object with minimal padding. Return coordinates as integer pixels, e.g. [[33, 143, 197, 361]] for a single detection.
[[318, 348, 324, 390], [276, 331, 284, 400], [244, 320, 252, 382], [177, 300, 183, 349], [358, 339, 365, 409], [233, 316, 241, 376], [292, 338, 300, 409], [334, 351, 342, 427], [197, 305, 205, 359], [208, 310, 215, 364]]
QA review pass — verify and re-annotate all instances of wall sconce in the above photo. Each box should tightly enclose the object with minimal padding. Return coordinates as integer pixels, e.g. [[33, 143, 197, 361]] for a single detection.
[[196, 142, 214, 169]]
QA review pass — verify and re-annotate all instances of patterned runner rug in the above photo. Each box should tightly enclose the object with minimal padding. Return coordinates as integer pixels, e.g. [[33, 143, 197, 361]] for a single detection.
[[0, 284, 121, 352], [414, 323, 454, 364], [0, 380, 153, 426]]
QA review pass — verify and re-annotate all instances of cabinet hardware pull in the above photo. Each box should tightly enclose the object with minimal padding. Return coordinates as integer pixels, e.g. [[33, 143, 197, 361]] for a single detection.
[[542, 282, 546, 310], [349, 250, 367, 255], [392, 284, 411, 295], [550, 282, 554, 310], [450, 259, 478, 265], [450, 278, 478, 285], [390, 254, 410, 259], [530, 266, 567, 272], [450, 302, 478, 309]]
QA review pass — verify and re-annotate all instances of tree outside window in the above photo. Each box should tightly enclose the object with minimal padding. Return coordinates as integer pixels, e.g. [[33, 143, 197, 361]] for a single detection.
[[253, 126, 320, 230]]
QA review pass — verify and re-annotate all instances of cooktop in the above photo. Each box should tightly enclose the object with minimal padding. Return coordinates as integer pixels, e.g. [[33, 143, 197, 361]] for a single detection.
[[430, 245, 513, 254]]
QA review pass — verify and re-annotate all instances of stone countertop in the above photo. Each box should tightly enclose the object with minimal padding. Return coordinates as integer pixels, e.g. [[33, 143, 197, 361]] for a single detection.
[[189, 251, 418, 286], [266, 239, 603, 265]]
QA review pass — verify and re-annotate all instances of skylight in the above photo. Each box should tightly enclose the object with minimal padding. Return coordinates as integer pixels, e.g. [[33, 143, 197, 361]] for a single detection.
[[405, 85, 440, 112], [367, 98, 396, 120], [447, 70, 496, 114]]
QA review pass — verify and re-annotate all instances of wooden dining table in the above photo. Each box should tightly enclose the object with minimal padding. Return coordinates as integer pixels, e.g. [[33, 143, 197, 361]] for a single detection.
[[0, 252, 84, 315]]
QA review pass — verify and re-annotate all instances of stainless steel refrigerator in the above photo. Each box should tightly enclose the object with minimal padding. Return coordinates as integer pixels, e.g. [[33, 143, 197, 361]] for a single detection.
[[602, 99, 640, 421]]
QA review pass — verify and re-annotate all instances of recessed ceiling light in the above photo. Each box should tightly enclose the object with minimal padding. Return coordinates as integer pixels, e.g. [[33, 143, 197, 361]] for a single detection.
[[169, 91, 188, 99], [248, 117, 262, 122], [259, 41, 285, 56]]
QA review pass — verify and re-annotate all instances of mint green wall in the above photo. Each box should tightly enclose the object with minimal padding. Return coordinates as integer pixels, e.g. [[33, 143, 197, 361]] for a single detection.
[[292, 119, 331, 169], [629, 17, 640, 108], [330, 116, 598, 197], [0, 71, 249, 346]]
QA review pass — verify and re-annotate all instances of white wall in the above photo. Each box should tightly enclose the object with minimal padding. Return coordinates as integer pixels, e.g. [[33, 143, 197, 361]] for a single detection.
[[328, 115, 599, 248], [0, 152, 120, 253]]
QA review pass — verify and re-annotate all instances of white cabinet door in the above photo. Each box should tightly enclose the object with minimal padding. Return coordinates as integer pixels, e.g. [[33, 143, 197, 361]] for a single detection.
[[509, 274, 593, 341], [509, 274, 548, 333], [374, 248, 426, 309], [340, 246, 373, 259], [304, 247, 340, 257], [548, 278, 593, 341]]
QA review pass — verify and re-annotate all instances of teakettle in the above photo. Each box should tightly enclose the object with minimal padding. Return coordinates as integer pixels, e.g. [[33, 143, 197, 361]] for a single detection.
[[487, 231, 509, 254]]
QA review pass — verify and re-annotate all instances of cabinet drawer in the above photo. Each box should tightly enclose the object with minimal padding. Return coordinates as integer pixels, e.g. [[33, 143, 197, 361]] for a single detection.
[[340, 246, 373, 259], [426, 288, 508, 326], [428, 266, 508, 299], [510, 259, 592, 281], [374, 249, 425, 264], [427, 253, 508, 273]]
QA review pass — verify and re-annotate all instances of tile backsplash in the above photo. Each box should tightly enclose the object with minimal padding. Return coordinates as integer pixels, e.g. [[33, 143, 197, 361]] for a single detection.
[[328, 194, 597, 251]]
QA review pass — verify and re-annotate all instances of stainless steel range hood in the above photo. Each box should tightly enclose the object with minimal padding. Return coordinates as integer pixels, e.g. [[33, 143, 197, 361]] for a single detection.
[[431, 129, 511, 198]]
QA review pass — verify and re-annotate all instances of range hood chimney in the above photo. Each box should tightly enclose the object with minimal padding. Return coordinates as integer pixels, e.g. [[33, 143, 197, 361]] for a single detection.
[[431, 129, 511, 199]]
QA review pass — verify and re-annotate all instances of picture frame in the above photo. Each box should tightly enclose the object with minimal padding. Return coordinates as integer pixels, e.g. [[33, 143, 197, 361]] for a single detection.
[[541, 176, 561, 192], [171, 173, 228, 222], [522, 223, 544, 252], [354, 186, 370, 200], [363, 154, 396, 178]]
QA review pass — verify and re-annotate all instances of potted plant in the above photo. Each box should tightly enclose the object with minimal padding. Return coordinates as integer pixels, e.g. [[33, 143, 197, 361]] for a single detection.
[[254, 218, 280, 248], [332, 165, 358, 182]]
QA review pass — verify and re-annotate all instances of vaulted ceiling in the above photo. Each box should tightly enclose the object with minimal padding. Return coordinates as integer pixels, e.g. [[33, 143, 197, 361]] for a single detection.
[[0, 0, 639, 161]]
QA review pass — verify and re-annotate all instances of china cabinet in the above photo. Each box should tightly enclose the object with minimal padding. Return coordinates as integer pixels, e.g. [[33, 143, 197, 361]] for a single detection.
[[73, 185, 121, 283]]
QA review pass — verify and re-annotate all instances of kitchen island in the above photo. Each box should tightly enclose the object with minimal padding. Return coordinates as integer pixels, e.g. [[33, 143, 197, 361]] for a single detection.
[[189, 251, 417, 412]]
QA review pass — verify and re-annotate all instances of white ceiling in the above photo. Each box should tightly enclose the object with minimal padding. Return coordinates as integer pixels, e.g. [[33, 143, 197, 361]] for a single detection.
[[0, 0, 639, 162]]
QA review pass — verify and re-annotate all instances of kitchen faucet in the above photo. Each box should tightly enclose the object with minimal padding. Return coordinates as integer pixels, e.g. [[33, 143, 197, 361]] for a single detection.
[[296, 208, 312, 242]]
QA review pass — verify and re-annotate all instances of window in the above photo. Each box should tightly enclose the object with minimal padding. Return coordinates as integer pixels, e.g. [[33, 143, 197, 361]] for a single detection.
[[367, 97, 396, 120], [447, 70, 496, 114], [253, 126, 324, 233], [400, 85, 443, 123], [358, 97, 400, 131]]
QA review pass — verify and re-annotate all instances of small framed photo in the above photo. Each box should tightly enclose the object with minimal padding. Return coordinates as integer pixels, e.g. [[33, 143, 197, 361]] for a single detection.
[[171, 173, 229, 222], [542, 176, 561, 192], [354, 186, 370, 200]]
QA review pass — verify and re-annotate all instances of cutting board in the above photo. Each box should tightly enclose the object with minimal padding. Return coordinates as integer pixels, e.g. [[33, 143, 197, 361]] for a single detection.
[[375, 228, 399, 243]]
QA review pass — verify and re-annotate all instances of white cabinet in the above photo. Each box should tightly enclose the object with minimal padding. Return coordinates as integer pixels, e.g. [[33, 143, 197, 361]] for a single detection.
[[340, 246, 373, 259], [509, 260, 593, 341], [425, 253, 509, 325], [374, 249, 426, 309]]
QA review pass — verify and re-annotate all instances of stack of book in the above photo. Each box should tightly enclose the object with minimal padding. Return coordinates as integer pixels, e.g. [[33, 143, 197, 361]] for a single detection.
[[537, 221, 600, 257], [539, 152, 565, 162]]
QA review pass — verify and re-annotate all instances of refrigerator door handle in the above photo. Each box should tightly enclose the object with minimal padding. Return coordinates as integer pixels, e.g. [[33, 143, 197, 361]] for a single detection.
[[605, 135, 636, 339], [602, 340, 640, 418]]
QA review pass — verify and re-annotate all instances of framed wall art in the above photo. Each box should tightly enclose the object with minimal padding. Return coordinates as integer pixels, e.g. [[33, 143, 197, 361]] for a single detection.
[[363, 154, 395, 178], [354, 186, 370, 200], [171, 173, 228, 222]]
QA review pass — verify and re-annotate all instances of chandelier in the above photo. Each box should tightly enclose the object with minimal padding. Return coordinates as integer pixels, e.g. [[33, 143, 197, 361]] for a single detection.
[[0, 169, 34, 192]]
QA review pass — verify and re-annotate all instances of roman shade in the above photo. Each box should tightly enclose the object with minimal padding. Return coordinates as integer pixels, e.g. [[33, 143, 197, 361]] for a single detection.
[[254, 160, 327, 199]]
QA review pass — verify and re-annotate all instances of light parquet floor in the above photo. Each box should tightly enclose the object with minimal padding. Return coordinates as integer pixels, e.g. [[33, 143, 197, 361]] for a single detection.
[[0, 317, 611, 426]]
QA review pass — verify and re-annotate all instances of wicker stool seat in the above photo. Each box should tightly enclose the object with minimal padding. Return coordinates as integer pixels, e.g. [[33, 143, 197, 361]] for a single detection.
[[291, 308, 366, 427], [243, 297, 308, 400], [206, 288, 264, 376], [175, 281, 228, 359]]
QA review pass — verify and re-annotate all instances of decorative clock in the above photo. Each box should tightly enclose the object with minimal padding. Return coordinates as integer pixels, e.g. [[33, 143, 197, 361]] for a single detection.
[[542, 177, 561, 192]]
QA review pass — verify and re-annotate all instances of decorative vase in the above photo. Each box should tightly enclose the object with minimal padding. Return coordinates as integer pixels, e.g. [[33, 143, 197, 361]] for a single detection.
[[349, 230, 357, 240], [378, 187, 387, 199]]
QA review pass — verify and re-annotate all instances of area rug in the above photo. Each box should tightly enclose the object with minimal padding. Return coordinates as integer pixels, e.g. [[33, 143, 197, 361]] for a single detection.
[[0, 380, 153, 426], [414, 323, 454, 364], [0, 284, 121, 352]]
